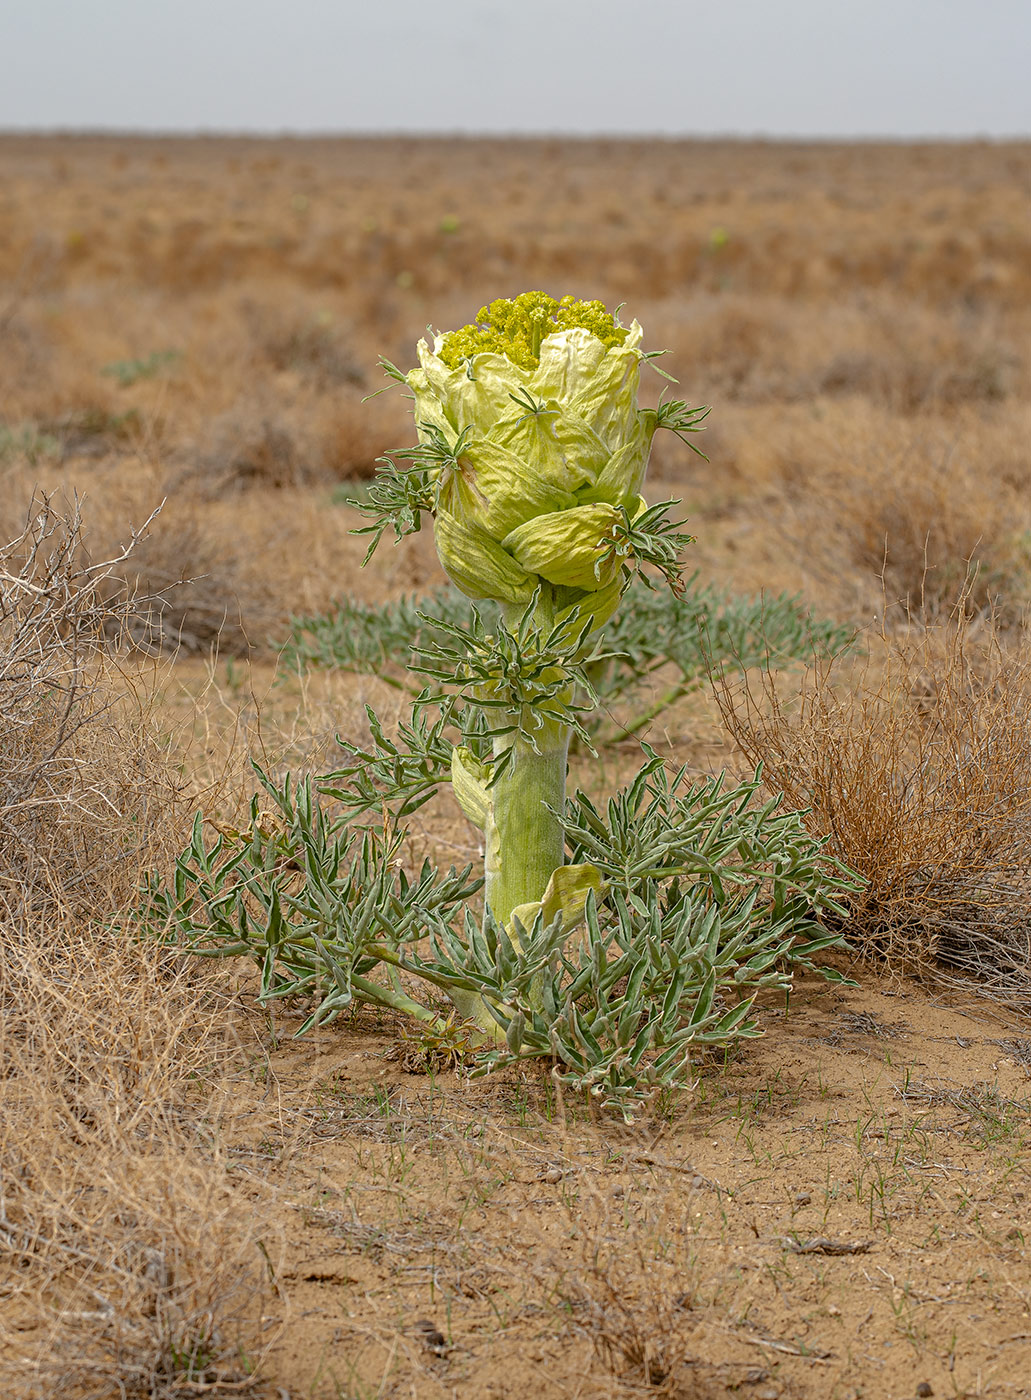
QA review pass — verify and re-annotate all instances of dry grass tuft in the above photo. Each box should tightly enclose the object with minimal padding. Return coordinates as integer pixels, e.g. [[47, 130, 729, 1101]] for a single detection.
[[247, 302, 366, 391], [716, 606, 1031, 1000], [190, 406, 310, 494], [553, 1192, 719, 1398], [748, 413, 1031, 618], [171, 391, 399, 497], [72, 480, 273, 655], [108, 509, 260, 655], [0, 916, 279, 1399], [828, 446, 1029, 615], [317, 389, 407, 482]]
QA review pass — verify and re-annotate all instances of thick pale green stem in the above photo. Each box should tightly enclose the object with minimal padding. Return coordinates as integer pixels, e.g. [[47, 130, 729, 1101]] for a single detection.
[[349, 972, 449, 1030], [443, 722, 569, 1034], [485, 583, 571, 937], [484, 724, 571, 937], [447, 585, 573, 1032]]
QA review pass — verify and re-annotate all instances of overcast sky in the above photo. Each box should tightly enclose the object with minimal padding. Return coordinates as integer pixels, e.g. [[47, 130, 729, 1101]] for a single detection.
[[2, 0, 1029, 138]]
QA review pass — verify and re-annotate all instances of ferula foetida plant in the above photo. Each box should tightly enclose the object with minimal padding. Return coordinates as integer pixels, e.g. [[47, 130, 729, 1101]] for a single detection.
[[363, 292, 707, 1015], [146, 291, 857, 1117]]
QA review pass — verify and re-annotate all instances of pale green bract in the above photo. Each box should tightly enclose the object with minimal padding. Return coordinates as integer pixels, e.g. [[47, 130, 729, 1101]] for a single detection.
[[407, 320, 658, 610]]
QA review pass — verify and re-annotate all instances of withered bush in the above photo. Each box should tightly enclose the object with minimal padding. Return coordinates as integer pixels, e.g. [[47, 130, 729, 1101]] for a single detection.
[[814, 344, 1016, 411], [318, 388, 407, 482], [250, 303, 366, 391], [0, 495, 183, 912], [0, 497, 280, 1397], [188, 406, 310, 493], [179, 392, 400, 494], [54, 478, 270, 655], [648, 293, 1023, 413], [109, 509, 259, 655], [716, 610, 1031, 1001], [772, 434, 1031, 618]]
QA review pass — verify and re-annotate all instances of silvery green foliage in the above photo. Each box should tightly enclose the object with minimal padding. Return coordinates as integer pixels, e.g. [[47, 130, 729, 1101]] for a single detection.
[[136, 754, 857, 1117], [562, 754, 856, 953], [595, 574, 854, 713], [278, 587, 476, 685], [321, 696, 466, 820], [279, 576, 853, 742], [394, 893, 774, 1119], [410, 589, 612, 755], [136, 768, 480, 1035]]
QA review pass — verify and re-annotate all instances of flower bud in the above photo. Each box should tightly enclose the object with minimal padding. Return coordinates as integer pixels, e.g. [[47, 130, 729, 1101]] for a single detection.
[[491, 402, 608, 491], [401, 295, 676, 606], [407, 366, 456, 444], [565, 335, 645, 451], [416, 342, 528, 438], [553, 574, 625, 632], [577, 412, 657, 508], [434, 507, 535, 603], [502, 503, 622, 593]]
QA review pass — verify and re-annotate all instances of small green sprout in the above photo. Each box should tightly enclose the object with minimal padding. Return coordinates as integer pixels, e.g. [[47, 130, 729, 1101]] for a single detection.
[[100, 348, 181, 386]]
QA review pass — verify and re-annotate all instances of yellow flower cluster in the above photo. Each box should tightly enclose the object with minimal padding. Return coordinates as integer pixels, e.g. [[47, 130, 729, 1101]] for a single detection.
[[438, 291, 629, 370]]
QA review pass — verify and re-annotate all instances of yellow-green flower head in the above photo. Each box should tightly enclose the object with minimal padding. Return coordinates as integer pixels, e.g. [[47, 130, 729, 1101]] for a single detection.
[[438, 293, 629, 370], [405, 292, 661, 613]]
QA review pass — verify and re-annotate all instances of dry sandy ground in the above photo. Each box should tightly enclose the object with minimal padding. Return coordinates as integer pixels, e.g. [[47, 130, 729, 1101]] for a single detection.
[[213, 959, 1031, 1400]]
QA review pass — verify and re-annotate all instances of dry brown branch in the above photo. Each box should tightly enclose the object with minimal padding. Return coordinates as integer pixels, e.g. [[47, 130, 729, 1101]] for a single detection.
[[0, 494, 282, 1396]]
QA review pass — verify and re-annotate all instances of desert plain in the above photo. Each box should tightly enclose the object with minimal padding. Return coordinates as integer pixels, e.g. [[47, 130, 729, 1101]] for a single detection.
[[1, 134, 1031, 1399]]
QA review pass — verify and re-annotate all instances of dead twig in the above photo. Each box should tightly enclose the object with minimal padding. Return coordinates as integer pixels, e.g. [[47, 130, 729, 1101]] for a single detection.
[[782, 1235, 875, 1256]]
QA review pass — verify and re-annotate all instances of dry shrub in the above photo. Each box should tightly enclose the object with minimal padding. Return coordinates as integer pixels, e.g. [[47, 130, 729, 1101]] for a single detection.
[[0, 495, 189, 912], [76, 485, 269, 655], [716, 609, 1031, 1001], [246, 302, 366, 391], [317, 388, 408, 482], [2, 472, 270, 662], [178, 391, 401, 493], [188, 406, 310, 493], [0, 497, 281, 1397], [41, 403, 145, 462], [0, 310, 54, 402], [760, 422, 1031, 618], [829, 446, 1029, 614], [814, 342, 1016, 411], [113, 515, 256, 654]]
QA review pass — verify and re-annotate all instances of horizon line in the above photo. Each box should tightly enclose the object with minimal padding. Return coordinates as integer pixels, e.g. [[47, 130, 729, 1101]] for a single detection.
[[2, 126, 1029, 145]]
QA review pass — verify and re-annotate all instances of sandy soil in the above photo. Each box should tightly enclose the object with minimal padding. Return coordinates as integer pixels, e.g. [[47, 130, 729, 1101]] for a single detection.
[[220, 964, 1031, 1399]]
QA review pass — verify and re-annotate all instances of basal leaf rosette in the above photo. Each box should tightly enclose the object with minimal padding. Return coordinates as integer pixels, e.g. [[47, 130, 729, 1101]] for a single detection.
[[406, 293, 662, 623]]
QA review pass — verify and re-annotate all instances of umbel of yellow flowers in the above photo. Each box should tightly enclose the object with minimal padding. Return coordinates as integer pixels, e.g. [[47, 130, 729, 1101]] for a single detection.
[[406, 292, 661, 623]]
